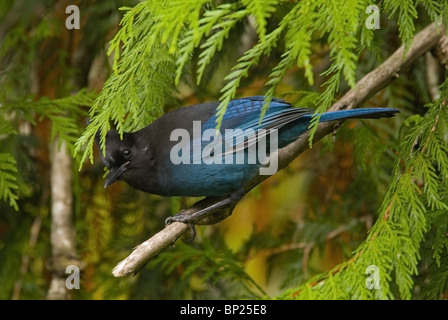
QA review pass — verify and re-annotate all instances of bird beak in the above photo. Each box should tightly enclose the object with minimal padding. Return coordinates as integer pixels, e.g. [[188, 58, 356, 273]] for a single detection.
[[104, 161, 130, 188]]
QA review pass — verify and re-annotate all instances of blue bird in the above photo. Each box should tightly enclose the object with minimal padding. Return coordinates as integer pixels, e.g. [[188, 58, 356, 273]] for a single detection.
[[98, 96, 398, 226]]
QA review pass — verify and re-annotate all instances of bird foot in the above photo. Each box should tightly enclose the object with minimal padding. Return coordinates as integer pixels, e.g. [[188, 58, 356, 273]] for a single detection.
[[164, 189, 246, 242], [165, 211, 197, 242]]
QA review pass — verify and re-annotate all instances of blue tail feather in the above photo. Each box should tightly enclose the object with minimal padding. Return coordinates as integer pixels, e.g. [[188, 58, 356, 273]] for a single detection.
[[277, 107, 399, 148], [316, 108, 400, 122]]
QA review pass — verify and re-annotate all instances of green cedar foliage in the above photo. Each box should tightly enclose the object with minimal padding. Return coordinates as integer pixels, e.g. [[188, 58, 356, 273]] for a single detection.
[[0, 1, 96, 211], [1, 0, 448, 300], [280, 79, 448, 299], [0, 0, 117, 298], [72, 0, 448, 299], [76, 0, 448, 160]]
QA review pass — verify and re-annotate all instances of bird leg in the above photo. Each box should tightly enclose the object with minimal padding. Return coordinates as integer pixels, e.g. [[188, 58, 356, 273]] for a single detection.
[[165, 189, 245, 240]]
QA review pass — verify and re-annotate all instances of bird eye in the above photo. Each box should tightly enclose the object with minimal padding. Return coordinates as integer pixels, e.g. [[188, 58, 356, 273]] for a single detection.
[[123, 149, 132, 158]]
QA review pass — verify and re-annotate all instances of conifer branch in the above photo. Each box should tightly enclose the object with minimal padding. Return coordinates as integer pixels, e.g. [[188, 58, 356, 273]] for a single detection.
[[112, 21, 445, 278]]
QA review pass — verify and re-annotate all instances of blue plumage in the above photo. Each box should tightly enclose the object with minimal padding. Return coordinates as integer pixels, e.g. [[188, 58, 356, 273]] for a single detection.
[[99, 96, 399, 197]]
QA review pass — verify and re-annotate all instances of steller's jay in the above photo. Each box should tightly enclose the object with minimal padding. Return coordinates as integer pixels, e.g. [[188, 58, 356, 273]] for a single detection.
[[97, 96, 399, 227]]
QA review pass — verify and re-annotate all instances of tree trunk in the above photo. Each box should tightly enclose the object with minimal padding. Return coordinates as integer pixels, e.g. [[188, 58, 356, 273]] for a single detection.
[[46, 139, 76, 300]]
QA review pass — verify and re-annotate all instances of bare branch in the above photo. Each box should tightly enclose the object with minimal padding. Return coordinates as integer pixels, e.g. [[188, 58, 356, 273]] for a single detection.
[[112, 21, 446, 277], [113, 222, 189, 276]]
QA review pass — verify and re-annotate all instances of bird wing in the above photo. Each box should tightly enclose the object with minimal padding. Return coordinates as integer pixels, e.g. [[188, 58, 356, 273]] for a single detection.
[[201, 96, 312, 158], [203, 96, 293, 130]]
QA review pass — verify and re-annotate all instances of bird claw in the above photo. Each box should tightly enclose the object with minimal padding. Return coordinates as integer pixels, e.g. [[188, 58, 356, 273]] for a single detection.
[[183, 223, 196, 242], [165, 210, 192, 225], [164, 189, 245, 242], [165, 211, 197, 242]]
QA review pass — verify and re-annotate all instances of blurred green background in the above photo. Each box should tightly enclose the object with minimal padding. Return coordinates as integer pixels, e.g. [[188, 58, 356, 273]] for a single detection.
[[0, 0, 446, 299]]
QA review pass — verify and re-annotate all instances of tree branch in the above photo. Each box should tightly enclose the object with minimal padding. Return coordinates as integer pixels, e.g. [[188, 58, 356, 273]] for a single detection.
[[112, 21, 446, 277]]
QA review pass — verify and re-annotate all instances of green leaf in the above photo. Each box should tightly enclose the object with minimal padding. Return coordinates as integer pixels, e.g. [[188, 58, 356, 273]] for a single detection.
[[0, 153, 19, 211]]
